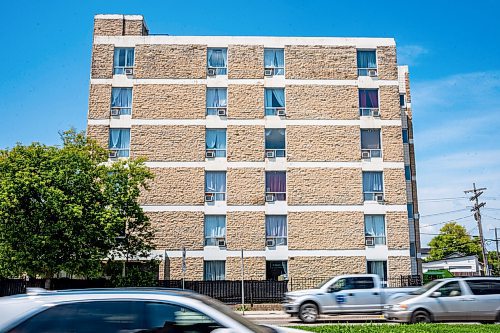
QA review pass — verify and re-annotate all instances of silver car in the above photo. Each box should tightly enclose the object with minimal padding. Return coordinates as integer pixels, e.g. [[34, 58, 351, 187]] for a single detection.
[[384, 277, 500, 323], [0, 288, 307, 333]]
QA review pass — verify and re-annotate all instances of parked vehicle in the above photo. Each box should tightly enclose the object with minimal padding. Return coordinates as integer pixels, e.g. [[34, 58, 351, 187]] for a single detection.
[[282, 274, 418, 323], [0, 288, 307, 333], [423, 269, 453, 283], [384, 277, 500, 323]]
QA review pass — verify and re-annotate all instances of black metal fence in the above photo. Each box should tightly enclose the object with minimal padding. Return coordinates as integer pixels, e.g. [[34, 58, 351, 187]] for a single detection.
[[0, 275, 421, 303]]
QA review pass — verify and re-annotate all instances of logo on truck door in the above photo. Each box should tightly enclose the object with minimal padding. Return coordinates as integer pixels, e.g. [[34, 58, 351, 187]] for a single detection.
[[335, 295, 346, 303]]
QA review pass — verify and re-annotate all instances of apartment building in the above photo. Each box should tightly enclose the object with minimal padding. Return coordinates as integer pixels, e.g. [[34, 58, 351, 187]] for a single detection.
[[87, 14, 421, 282]]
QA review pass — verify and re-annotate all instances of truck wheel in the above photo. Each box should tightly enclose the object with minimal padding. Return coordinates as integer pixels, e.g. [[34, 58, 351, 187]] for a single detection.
[[298, 302, 318, 323], [411, 309, 431, 323]]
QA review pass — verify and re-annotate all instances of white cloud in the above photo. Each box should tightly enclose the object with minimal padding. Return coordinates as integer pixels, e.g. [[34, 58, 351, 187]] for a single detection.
[[397, 45, 428, 66]]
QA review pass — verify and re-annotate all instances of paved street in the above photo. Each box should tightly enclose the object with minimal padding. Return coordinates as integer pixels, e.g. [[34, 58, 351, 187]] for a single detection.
[[238, 311, 386, 326]]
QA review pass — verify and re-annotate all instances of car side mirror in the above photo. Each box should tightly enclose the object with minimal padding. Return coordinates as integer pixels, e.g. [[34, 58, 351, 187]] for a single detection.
[[430, 291, 441, 298], [328, 286, 340, 293]]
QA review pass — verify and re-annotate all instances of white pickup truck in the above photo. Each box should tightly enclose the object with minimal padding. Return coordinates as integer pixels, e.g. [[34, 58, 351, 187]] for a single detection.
[[283, 274, 418, 323]]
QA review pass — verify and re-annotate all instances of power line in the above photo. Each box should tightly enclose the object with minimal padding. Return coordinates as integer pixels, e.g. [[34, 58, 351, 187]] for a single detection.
[[483, 214, 500, 221], [419, 197, 468, 202], [420, 215, 473, 228], [420, 208, 469, 218]]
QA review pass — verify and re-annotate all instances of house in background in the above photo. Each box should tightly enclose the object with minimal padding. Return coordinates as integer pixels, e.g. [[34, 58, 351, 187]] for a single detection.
[[423, 253, 483, 277]]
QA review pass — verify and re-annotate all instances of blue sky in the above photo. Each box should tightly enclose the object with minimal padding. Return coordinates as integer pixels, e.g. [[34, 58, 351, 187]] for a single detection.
[[1, 1, 499, 248]]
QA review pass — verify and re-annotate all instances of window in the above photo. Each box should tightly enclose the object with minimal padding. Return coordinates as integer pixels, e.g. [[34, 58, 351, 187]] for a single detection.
[[265, 215, 287, 246], [109, 128, 130, 157], [362, 171, 383, 201], [265, 171, 286, 201], [206, 129, 226, 158], [402, 129, 409, 143], [359, 89, 379, 116], [265, 129, 286, 158], [466, 280, 500, 295], [206, 88, 227, 116], [204, 215, 226, 246], [438, 281, 462, 297], [332, 277, 375, 290], [364, 215, 386, 245], [407, 203, 414, 219], [207, 48, 227, 75], [204, 261, 225, 280], [357, 50, 377, 76], [113, 48, 135, 75], [264, 88, 285, 116], [266, 261, 288, 281], [367, 261, 387, 286], [400, 93, 406, 107], [361, 129, 381, 158], [264, 49, 285, 75], [205, 171, 226, 201], [111, 88, 132, 116], [405, 165, 411, 181]]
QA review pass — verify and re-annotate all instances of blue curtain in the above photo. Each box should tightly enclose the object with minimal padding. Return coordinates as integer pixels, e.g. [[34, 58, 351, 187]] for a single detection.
[[206, 129, 226, 157], [363, 172, 383, 192], [368, 261, 387, 283], [264, 49, 285, 74], [265, 129, 285, 149], [361, 129, 380, 149], [357, 50, 376, 68], [205, 216, 226, 238], [204, 261, 225, 280], [207, 49, 227, 74], [205, 171, 226, 193], [113, 48, 134, 74], [206, 88, 227, 108], [111, 88, 132, 114], [364, 215, 386, 244], [265, 89, 285, 115], [265, 216, 287, 237], [109, 129, 130, 157]]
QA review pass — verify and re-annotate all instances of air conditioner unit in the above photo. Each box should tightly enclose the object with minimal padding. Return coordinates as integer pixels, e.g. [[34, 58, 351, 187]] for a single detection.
[[276, 108, 286, 116], [217, 108, 227, 116], [108, 150, 118, 158], [266, 239, 276, 247], [124, 67, 134, 75], [372, 109, 380, 117], [206, 150, 215, 158], [110, 108, 120, 116], [207, 68, 217, 76], [205, 193, 215, 202], [264, 68, 273, 76], [266, 150, 275, 158], [217, 238, 226, 247], [265, 194, 275, 202], [368, 69, 378, 77], [375, 193, 384, 202], [361, 150, 371, 159], [365, 237, 375, 246]]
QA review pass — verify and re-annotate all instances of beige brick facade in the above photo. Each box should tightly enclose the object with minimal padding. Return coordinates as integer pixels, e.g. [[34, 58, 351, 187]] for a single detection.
[[226, 257, 266, 280], [388, 256, 412, 278], [228, 45, 264, 79], [135, 44, 207, 79], [148, 211, 204, 250], [166, 257, 204, 280], [377, 46, 398, 80], [91, 44, 114, 79], [227, 125, 264, 161], [380, 85, 401, 120], [285, 45, 357, 80], [386, 212, 410, 250], [88, 84, 111, 119], [287, 125, 360, 162], [226, 212, 266, 251], [132, 84, 206, 119], [288, 212, 365, 250], [227, 85, 264, 119], [227, 168, 265, 205], [86, 125, 108, 148], [383, 168, 407, 205], [130, 125, 205, 161], [288, 168, 363, 205], [285, 85, 359, 120], [93, 18, 123, 37], [140, 168, 204, 205], [382, 126, 404, 162], [124, 19, 146, 36], [288, 256, 366, 280]]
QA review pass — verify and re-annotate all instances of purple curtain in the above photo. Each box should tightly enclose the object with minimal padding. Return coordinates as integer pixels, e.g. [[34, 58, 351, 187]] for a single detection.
[[266, 172, 286, 192], [359, 90, 379, 108]]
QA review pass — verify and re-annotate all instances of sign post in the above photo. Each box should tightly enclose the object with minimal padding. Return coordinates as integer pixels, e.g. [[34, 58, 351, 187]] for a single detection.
[[181, 247, 186, 290]]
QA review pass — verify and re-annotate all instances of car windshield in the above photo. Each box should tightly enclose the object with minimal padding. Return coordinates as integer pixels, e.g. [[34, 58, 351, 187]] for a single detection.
[[196, 295, 275, 333], [316, 277, 334, 289], [409, 280, 441, 295]]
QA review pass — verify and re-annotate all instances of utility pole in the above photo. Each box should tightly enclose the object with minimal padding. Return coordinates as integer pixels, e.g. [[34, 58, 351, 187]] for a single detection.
[[491, 228, 500, 276], [464, 183, 489, 276]]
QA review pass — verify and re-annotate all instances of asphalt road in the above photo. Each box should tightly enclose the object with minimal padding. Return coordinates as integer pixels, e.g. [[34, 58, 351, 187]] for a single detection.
[[240, 312, 386, 326]]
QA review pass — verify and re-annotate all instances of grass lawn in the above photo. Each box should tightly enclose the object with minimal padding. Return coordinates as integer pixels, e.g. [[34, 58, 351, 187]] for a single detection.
[[292, 324, 500, 333]]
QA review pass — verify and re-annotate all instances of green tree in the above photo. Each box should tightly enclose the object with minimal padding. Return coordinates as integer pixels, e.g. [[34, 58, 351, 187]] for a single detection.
[[427, 222, 482, 262], [488, 251, 500, 276], [0, 130, 153, 278]]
